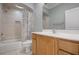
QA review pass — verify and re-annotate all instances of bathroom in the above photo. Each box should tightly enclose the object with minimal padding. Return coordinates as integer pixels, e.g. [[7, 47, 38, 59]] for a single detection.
[[0, 3, 79, 55]]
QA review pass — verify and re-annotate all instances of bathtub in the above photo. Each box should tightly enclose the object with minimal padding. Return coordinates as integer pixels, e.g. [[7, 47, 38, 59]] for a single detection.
[[0, 39, 32, 55]]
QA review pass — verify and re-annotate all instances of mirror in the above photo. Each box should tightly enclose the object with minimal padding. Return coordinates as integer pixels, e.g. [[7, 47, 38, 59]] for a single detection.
[[43, 3, 79, 30]]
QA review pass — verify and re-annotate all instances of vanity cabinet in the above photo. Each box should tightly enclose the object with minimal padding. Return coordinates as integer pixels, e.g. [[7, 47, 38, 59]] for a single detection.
[[58, 50, 71, 55], [32, 33, 79, 55], [32, 33, 58, 55], [32, 34, 37, 55], [58, 39, 79, 55], [37, 35, 55, 55]]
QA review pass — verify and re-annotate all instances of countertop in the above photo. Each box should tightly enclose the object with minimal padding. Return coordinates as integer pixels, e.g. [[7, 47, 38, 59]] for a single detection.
[[32, 32, 79, 42]]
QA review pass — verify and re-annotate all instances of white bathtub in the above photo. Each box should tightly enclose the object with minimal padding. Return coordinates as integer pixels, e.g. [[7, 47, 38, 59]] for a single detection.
[[0, 39, 32, 55]]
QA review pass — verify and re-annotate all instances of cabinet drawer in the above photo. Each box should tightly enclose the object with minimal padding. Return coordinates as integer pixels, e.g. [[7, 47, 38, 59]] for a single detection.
[[58, 50, 71, 55], [59, 40, 79, 54], [37, 35, 53, 43]]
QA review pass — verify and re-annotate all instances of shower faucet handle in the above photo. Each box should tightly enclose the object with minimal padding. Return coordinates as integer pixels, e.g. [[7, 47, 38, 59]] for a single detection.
[[1, 33, 3, 36]]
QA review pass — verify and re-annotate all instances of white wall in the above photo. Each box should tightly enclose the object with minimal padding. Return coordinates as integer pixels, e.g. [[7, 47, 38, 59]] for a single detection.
[[33, 3, 44, 32]]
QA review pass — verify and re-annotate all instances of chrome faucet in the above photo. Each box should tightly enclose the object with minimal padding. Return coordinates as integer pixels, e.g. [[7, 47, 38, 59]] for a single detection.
[[52, 24, 56, 33], [53, 28, 56, 33], [1, 33, 4, 41]]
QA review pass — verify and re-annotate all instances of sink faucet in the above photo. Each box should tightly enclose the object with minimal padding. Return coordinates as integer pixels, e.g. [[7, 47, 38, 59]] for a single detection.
[[52, 24, 56, 33], [53, 28, 56, 33]]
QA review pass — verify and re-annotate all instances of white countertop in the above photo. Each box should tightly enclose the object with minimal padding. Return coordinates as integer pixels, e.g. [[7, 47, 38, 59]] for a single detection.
[[32, 32, 79, 41]]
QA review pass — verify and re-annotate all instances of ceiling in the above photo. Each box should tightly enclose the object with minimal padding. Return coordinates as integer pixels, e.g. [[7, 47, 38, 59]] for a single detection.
[[44, 3, 61, 9]]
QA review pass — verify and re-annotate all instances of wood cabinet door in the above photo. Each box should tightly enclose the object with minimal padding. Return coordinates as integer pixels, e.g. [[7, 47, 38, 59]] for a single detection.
[[58, 50, 71, 55], [32, 39, 36, 55], [58, 40, 79, 54], [37, 35, 54, 55]]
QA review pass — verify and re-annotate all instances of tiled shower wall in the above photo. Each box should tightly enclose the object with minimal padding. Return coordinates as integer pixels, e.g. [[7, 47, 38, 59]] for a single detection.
[[1, 7, 23, 41], [0, 4, 2, 40], [0, 4, 32, 41]]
